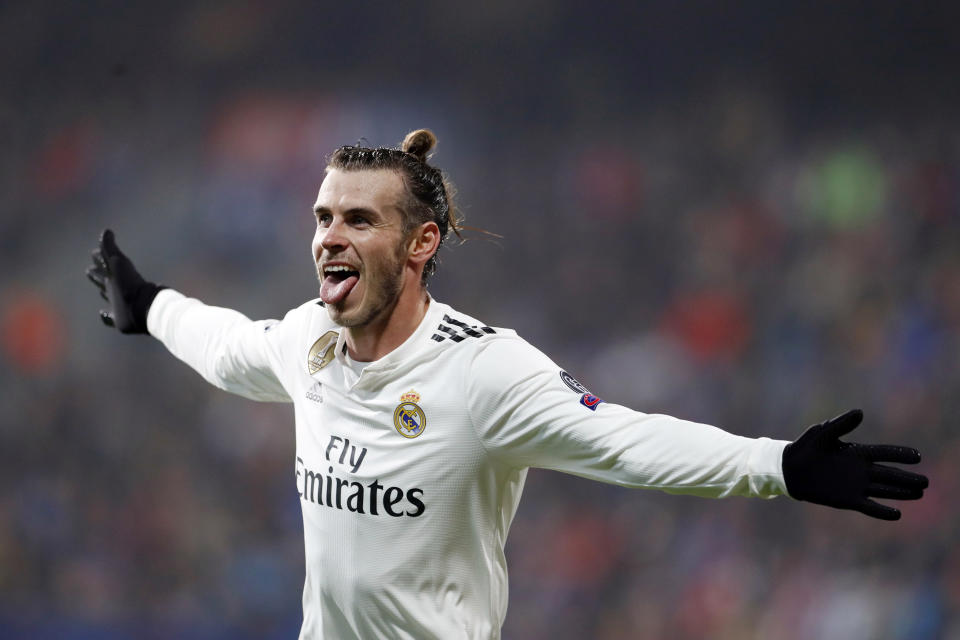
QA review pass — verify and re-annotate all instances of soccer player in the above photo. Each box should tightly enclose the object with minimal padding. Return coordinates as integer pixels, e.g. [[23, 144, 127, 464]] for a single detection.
[[86, 129, 928, 640]]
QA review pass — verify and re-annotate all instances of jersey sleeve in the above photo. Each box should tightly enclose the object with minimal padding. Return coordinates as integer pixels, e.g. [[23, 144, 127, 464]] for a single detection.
[[146, 289, 295, 402], [465, 336, 789, 499]]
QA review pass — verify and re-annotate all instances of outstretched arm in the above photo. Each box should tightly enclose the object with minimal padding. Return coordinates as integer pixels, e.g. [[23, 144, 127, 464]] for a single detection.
[[466, 337, 790, 499], [465, 337, 928, 517], [782, 409, 928, 520], [85, 229, 291, 402]]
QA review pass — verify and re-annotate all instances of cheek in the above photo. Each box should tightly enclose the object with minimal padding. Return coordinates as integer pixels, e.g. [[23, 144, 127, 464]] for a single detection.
[[311, 228, 323, 260]]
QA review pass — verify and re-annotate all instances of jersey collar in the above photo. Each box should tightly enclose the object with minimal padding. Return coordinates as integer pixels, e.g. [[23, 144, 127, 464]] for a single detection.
[[338, 295, 447, 388]]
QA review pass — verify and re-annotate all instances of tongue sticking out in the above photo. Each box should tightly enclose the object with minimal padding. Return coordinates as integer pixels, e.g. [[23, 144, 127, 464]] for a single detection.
[[320, 274, 359, 305]]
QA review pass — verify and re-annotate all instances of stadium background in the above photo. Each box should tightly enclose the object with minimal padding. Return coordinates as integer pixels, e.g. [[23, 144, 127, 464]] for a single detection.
[[1, 2, 958, 638]]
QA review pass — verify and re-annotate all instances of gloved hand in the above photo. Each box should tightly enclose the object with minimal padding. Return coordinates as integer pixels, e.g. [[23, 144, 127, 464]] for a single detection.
[[782, 409, 928, 520], [86, 229, 165, 334]]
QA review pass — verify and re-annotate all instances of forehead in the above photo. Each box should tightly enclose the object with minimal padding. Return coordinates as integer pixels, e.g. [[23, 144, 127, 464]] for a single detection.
[[314, 168, 406, 214]]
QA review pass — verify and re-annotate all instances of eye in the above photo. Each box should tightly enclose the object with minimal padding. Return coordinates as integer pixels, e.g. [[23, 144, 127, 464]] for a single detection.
[[316, 212, 332, 226], [349, 213, 371, 227]]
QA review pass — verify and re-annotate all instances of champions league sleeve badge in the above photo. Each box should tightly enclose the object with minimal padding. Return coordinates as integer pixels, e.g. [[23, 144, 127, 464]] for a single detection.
[[559, 370, 604, 412], [394, 390, 427, 438]]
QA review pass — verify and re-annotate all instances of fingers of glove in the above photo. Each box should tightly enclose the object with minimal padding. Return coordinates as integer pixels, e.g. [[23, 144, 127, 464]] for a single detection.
[[865, 482, 925, 501], [820, 409, 864, 441], [100, 229, 119, 258], [99, 310, 115, 327], [856, 498, 901, 521], [86, 267, 107, 290], [91, 249, 109, 273], [101, 230, 135, 278], [86, 272, 109, 301], [861, 444, 921, 465], [105, 250, 144, 285], [869, 463, 929, 489]]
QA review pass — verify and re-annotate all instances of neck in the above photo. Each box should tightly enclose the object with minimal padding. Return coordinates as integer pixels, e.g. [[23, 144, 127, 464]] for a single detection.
[[344, 285, 430, 362]]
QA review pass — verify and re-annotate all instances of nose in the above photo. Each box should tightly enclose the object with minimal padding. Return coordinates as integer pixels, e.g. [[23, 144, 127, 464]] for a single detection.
[[319, 217, 348, 253]]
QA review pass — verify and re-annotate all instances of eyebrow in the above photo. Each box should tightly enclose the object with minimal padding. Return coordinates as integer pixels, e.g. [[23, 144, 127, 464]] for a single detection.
[[312, 205, 381, 219]]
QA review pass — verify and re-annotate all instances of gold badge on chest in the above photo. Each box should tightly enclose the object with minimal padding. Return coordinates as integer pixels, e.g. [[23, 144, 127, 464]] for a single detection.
[[394, 390, 426, 438], [307, 331, 339, 374]]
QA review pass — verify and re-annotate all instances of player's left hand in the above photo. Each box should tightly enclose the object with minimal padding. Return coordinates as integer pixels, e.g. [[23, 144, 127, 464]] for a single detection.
[[782, 409, 928, 520]]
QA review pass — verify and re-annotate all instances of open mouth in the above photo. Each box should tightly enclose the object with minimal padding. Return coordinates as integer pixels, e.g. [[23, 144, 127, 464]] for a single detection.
[[320, 264, 360, 305]]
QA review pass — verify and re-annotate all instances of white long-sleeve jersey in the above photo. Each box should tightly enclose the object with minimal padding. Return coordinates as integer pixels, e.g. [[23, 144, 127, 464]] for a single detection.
[[147, 289, 789, 640]]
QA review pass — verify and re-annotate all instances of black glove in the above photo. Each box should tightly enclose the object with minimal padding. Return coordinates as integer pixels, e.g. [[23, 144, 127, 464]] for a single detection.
[[782, 409, 928, 520], [86, 229, 165, 334]]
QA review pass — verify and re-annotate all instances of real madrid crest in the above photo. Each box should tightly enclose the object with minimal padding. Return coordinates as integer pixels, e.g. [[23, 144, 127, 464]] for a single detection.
[[394, 390, 426, 438], [307, 331, 339, 374]]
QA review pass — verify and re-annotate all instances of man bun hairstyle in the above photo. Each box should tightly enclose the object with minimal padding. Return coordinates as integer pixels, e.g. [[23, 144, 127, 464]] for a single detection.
[[401, 129, 436, 162], [327, 129, 462, 282]]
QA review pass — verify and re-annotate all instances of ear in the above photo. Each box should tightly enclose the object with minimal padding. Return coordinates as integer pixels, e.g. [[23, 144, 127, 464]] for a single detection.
[[406, 221, 441, 269]]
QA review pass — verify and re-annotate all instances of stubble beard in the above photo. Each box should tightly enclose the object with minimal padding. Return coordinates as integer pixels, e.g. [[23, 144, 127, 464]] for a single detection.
[[321, 242, 406, 329]]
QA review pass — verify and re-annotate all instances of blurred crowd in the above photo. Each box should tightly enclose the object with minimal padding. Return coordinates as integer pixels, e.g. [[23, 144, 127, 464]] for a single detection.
[[1, 2, 958, 638]]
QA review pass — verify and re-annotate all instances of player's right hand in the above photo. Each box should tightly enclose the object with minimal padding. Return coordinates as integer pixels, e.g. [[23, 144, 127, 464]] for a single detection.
[[86, 229, 164, 334]]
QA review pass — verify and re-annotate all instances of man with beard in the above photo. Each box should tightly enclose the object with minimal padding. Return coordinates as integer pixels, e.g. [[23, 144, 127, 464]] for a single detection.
[[87, 129, 928, 640]]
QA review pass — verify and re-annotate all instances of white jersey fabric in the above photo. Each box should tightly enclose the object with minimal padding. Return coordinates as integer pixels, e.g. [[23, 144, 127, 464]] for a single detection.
[[147, 289, 789, 640]]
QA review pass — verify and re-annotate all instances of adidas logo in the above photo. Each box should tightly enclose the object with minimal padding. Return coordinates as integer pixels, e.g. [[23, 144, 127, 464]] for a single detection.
[[431, 314, 496, 343], [305, 382, 323, 403]]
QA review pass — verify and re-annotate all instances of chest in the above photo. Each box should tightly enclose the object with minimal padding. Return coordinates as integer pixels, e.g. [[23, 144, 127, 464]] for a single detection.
[[292, 360, 484, 489]]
